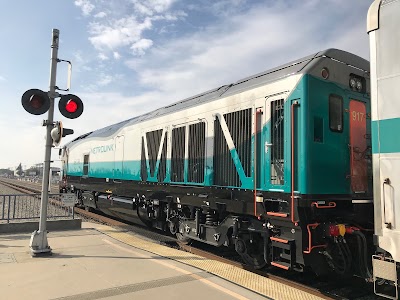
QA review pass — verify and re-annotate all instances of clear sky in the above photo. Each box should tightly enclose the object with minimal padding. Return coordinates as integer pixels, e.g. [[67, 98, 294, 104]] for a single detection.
[[0, 0, 372, 170]]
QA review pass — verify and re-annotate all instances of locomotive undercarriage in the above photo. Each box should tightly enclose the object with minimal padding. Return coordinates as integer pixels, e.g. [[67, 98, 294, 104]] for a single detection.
[[136, 195, 270, 269], [67, 178, 373, 277]]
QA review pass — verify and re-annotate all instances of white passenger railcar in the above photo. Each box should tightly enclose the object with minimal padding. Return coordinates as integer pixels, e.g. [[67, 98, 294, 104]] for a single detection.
[[369, 0, 400, 299]]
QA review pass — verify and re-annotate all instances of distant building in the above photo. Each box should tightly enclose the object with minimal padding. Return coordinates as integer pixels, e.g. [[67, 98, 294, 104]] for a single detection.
[[33, 163, 60, 178]]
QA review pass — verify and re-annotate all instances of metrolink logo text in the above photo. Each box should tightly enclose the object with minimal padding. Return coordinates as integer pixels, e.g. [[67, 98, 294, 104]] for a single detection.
[[91, 144, 114, 154]]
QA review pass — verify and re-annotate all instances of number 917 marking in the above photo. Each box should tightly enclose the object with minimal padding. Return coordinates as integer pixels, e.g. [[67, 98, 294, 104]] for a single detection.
[[352, 111, 364, 122]]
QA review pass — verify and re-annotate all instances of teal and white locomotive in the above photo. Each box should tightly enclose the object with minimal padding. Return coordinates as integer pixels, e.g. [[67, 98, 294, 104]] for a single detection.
[[60, 48, 373, 276]]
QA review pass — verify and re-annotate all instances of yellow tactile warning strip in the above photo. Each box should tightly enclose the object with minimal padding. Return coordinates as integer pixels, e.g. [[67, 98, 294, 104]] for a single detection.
[[93, 225, 326, 300]]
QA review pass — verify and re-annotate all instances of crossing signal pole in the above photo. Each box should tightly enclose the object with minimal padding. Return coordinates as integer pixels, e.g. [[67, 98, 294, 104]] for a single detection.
[[22, 29, 83, 255], [28, 29, 60, 255]]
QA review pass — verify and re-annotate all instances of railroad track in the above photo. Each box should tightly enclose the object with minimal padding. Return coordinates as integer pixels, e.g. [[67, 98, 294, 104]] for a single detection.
[[0, 178, 382, 300], [0, 178, 59, 194]]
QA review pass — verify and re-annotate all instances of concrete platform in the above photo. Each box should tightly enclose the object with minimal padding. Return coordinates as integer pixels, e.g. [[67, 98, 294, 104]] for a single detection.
[[0, 219, 82, 233], [0, 222, 325, 300]]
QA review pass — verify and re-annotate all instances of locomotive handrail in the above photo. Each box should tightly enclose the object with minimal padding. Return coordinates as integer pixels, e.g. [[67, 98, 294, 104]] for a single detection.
[[291, 101, 300, 225], [311, 202, 337, 209], [382, 178, 393, 229], [303, 223, 327, 254], [254, 108, 262, 216]]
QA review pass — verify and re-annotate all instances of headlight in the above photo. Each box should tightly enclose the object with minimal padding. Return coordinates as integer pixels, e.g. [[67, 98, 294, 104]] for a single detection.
[[356, 80, 362, 91], [349, 74, 365, 93], [349, 78, 357, 89]]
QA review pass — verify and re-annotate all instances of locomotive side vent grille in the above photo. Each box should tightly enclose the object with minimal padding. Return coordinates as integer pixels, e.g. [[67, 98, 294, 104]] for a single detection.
[[271, 99, 285, 185], [146, 129, 163, 177], [188, 122, 206, 183], [214, 108, 252, 187], [171, 126, 186, 182]]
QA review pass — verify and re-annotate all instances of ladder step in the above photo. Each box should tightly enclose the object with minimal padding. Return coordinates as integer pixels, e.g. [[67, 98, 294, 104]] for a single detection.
[[269, 235, 296, 244], [270, 236, 294, 244], [266, 212, 289, 217], [271, 261, 291, 270]]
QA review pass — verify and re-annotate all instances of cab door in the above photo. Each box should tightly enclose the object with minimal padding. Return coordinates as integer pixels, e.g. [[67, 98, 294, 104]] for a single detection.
[[348, 100, 368, 193]]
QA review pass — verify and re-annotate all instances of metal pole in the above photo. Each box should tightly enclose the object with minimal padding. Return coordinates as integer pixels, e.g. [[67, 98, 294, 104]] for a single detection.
[[29, 28, 60, 256], [48, 169, 52, 193]]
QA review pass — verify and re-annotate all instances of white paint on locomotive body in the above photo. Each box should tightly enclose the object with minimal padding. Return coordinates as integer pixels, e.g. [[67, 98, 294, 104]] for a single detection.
[[66, 74, 302, 168]]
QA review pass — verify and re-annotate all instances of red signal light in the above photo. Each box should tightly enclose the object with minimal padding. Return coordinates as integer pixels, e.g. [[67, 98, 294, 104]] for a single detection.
[[65, 100, 78, 113], [59, 94, 83, 119]]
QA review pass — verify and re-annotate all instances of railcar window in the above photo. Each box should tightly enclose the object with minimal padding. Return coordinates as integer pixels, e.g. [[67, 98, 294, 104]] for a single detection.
[[83, 154, 89, 176], [329, 94, 343, 132]]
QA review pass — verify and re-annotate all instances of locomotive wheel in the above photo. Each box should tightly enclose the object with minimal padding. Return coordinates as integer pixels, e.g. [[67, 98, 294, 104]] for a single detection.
[[176, 232, 192, 245], [235, 238, 267, 269], [240, 252, 266, 269]]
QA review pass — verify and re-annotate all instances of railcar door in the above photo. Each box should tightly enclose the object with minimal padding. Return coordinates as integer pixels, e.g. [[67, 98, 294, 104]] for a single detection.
[[348, 100, 368, 193], [114, 135, 125, 181]]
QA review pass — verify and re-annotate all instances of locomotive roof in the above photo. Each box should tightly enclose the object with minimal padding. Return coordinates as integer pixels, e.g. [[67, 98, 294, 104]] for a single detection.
[[69, 48, 368, 144]]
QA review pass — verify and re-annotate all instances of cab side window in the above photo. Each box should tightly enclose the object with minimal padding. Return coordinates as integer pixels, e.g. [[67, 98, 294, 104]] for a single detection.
[[83, 154, 89, 176], [329, 94, 343, 132]]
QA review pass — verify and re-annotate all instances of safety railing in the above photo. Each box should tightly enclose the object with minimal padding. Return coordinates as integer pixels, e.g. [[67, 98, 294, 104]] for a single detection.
[[0, 193, 74, 223]]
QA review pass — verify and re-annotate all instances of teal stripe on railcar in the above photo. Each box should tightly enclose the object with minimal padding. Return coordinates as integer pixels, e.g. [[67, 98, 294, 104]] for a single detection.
[[88, 161, 114, 178], [67, 163, 82, 176], [67, 161, 142, 181], [67, 160, 205, 184], [205, 156, 213, 186], [66, 156, 251, 188], [121, 161, 141, 180], [372, 118, 400, 154]]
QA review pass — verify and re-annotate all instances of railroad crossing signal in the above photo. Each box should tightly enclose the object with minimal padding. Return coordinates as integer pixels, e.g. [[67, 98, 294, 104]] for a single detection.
[[21, 90, 84, 119], [23, 29, 82, 256], [21, 89, 50, 115], [50, 121, 74, 146], [58, 94, 84, 119]]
